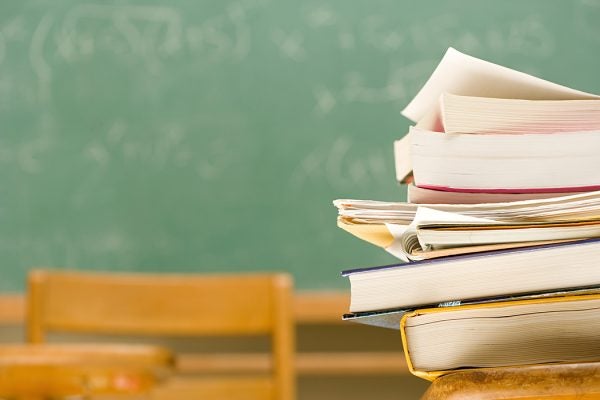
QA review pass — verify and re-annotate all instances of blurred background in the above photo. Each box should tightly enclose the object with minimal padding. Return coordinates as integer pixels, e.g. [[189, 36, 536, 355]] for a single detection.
[[0, 0, 599, 399], [1, 0, 600, 289]]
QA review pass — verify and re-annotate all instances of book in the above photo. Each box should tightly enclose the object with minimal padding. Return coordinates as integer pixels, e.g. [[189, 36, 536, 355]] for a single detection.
[[335, 189, 600, 226], [410, 126, 600, 193], [338, 216, 574, 261], [395, 47, 599, 183], [441, 93, 600, 135], [339, 206, 591, 261], [341, 238, 600, 313], [335, 190, 600, 260], [416, 216, 600, 250], [402, 48, 598, 123], [399, 293, 600, 380], [407, 183, 583, 204]]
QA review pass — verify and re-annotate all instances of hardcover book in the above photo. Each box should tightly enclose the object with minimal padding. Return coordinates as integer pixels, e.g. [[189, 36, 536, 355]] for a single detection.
[[399, 293, 600, 380], [342, 238, 600, 312]]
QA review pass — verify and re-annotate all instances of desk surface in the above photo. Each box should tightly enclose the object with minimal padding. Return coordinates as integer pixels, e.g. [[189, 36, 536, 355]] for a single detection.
[[421, 362, 600, 400]]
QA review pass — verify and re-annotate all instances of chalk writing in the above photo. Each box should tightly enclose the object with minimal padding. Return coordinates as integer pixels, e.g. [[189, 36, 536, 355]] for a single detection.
[[272, 29, 306, 61], [0, 32, 5, 66], [29, 14, 53, 102], [290, 137, 391, 191], [59, 4, 183, 62], [313, 86, 336, 115], [306, 5, 337, 28]]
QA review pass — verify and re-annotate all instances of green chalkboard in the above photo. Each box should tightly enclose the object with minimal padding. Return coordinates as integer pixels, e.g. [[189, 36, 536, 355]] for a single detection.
[[1, 0, 599, 290]]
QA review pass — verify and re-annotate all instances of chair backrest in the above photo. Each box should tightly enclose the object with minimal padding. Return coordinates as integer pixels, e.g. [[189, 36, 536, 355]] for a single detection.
[[26, 269, 295, 400]]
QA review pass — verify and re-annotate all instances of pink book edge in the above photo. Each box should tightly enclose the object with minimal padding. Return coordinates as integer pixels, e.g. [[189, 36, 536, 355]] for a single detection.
[[417, 184, 600, 194]]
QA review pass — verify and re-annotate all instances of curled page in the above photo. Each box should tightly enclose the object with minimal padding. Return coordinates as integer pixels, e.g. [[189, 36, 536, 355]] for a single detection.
[[396, 48, 600, 182], [402, 47, 599, 123], [385, 207, 499, 261]]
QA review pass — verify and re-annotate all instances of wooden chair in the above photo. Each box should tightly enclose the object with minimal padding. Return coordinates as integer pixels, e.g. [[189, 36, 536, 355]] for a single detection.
[[26, 269, 295, 400], [420, 362, 600, 400]]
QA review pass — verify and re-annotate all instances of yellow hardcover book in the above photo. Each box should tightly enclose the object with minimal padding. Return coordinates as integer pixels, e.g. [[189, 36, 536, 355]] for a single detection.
[[399, 293, 600, 381]]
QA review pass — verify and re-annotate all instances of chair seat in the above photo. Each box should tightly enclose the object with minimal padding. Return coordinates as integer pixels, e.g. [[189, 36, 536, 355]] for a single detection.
[[421, 362, 600, 400], [0, 343, 173, 397]]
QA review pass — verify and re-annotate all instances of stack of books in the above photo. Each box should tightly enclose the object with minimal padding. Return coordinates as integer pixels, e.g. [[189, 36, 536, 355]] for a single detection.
[[334, 48, 600, 380]]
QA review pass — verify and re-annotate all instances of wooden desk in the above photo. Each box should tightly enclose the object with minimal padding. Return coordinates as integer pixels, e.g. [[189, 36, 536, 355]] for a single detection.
[[0, 343, 173, 398], [421, 362, 600, 400]]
